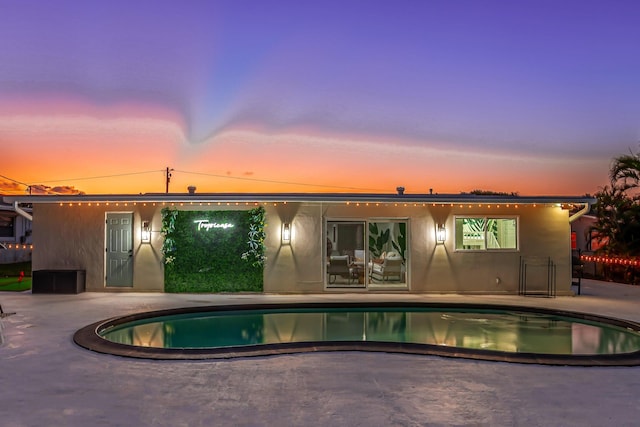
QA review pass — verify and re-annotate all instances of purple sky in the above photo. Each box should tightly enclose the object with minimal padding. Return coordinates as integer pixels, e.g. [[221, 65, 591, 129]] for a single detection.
[[1, 0, 639, 195]]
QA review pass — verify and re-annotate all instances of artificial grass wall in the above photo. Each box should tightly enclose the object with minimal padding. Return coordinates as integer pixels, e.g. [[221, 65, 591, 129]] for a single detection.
[[163, 210, 264, 293]]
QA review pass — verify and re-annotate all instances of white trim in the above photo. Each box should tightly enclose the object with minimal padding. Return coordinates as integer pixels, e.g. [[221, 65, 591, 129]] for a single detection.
[[453, 215, 520, 252], [2, 193, 596, 206]]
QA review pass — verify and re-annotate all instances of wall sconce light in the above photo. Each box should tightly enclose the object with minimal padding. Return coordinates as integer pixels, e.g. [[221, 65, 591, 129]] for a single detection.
[[436, 224, 446, 244], [141, 221, 151, 243], [282, 222, 291, 244]]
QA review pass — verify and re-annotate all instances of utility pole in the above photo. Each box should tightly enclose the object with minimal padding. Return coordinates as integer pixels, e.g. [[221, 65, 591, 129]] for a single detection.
[[165, 167, 174, 193]]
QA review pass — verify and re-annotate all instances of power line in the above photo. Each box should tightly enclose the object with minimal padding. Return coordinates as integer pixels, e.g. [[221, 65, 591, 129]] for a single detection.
[[174, 169, 387, 192], [0, 174, 30, 188], [0, 174, 80, 195], [28, 170, 165, 185], [1, 171, 165, 195], [2, 169, 389, 193]]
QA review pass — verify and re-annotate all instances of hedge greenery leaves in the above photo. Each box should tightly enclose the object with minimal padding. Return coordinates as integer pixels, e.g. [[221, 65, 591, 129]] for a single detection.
[[162, 208, 264, 293]]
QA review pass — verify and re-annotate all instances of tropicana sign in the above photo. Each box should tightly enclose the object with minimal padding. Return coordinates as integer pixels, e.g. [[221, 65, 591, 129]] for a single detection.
[[194, 220, 235, 231]]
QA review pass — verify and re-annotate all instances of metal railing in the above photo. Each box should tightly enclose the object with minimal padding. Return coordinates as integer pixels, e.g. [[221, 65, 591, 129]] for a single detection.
[[519, 256, 556, 297]]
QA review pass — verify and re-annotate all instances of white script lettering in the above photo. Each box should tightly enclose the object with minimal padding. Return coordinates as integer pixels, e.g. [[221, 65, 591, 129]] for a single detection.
[[194, 220, 235, 231]]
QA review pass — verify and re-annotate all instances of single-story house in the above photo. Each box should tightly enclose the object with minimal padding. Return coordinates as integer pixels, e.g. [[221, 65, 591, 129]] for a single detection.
[[571, 214, 599, 253], [2, 192, 594, 295], [0, 201, 32, 263]]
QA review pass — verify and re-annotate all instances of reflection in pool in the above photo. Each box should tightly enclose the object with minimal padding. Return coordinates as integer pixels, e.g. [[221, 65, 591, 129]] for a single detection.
[[99, 307, 640, 357]]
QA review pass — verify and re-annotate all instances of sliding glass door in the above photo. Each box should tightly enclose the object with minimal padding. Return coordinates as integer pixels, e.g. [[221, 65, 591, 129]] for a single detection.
[[326, 221, 366, 288], [368, 220, 408, 287], [326, 219, 409, 289]]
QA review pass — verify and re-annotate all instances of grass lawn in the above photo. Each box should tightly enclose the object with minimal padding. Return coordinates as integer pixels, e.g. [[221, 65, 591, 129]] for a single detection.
[[0, 277, 32, 291], [0, 261, 32, 291]]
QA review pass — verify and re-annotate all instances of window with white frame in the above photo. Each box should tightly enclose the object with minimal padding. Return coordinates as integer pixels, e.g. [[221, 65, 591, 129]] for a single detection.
[[0, 215, 14, 238], [455, 217, 518, 251]]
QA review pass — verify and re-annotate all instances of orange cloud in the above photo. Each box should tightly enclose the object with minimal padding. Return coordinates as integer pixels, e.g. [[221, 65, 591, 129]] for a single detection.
[[28, 185, 85, 195], [0, 180, 24, 195]]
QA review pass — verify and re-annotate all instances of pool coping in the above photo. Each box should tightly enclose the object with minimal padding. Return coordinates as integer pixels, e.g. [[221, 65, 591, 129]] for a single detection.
[[73, 302, 640, 366]]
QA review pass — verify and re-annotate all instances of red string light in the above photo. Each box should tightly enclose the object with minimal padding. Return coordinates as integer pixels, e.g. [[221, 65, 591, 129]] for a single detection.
[[581, 254, 640, 266]]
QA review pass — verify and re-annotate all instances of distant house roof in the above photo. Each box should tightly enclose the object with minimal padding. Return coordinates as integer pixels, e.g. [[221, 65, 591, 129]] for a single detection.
[[0, 201, 32, 215], [0, 202, 32, 229]]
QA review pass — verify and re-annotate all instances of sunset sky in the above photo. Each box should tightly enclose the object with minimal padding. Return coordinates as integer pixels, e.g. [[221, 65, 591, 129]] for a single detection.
[[1, 0, 639, 196]]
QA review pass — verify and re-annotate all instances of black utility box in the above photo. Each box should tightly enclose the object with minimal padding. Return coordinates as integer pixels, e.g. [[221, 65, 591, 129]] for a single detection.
[[32, 270, 86, 294]]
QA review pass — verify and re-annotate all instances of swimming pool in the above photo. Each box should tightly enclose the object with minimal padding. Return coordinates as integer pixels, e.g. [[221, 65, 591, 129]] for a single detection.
[[74, 302, 640, 365]]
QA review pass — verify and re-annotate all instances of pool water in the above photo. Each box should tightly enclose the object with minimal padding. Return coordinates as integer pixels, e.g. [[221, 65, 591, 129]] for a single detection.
[[99, 307, 640, 356]]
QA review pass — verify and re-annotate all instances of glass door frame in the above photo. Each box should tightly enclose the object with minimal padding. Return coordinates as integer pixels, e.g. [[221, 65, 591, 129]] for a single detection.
[[367, 217, 410, 289], [324, 217, 410, 290], [325, 219, 367, 289]]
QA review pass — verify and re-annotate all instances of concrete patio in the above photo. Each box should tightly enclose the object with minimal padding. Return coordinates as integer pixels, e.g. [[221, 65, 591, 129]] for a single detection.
[[2, 279, 640, 426]]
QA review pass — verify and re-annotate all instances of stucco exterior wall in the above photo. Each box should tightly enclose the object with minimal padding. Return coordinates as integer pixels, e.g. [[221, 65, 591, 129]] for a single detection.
[[33, 204, 164, 291], [262, 202, 572, 295], [32, 201, 572, 294], [423, 204, 571, 294], [264, 203, 324, 293]]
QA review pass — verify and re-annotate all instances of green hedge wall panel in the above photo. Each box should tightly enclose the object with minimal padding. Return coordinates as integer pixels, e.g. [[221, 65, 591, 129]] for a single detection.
[[163, 210, 263, 293]]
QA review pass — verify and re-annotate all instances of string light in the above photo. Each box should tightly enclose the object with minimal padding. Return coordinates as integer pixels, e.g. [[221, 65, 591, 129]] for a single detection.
[[581, 255, 640, 267], [47, 199, 570, 212], [4, 244, 33, 250]]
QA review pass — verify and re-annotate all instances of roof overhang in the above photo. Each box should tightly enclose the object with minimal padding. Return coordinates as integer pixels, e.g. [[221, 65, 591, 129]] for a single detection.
[[2, 193, 596, 206]]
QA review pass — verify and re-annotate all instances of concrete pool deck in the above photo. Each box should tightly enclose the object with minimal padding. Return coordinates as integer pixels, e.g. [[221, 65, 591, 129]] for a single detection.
[[2, 280, 640, 426]]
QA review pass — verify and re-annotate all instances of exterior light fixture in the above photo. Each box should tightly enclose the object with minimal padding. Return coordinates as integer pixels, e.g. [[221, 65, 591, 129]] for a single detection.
[[436, 224, 446, 245], [282, 222, 291, 244], [141, 221, 151, 243]]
